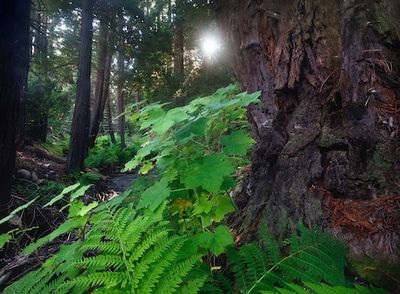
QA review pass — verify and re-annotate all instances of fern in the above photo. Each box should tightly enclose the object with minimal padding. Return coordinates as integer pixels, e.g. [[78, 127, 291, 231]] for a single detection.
[[228, 225, 387, 294], [4, 206, 206, 294]]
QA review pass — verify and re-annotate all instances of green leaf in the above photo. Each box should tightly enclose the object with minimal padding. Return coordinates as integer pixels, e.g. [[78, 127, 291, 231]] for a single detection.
[[153, 107, 190, 134], [43, 183, 80, 208], [235, 91, 261, 106], [139, 161, 154, 175], [78, 202, 98, 216], [137, 178, 171, 211], [197, 225, 233, 256], [222, 130, 254, 156], [181, 154, 234, 193], [193, 195, 213, 215], [0, 233, 12, 249], [0, 197, 38, 225], [123, 158, 141, 172], [214, 195, 236, 221], [70, 185, 93, 202], [176, 117, 209, 141]]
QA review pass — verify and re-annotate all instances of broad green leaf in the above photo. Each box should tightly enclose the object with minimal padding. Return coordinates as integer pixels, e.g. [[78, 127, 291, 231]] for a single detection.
[[70, 185, 93, 202], [139, 161, 154, 175], [176, 117, 209, 140], [197, 225, 233, 256], [152, 107, 190, 134], [0, 197, 38, 225], [193, 195, 213, 215], [137, 178, 171, 211], [43, 183, 80, 208], [214, 195, 236, 221], [222, 130, 254, 156], [78, 202, 98, 216], [181, 154, 234, 193], [235, 91, 261, 106], [24, 216, 87, 254], [123, 158, 141, 172], [0, 233, 12, 249]]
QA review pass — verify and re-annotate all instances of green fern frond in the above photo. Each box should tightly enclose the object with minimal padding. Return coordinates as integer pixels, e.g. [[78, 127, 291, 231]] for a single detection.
[[228, 226, 386, 294]]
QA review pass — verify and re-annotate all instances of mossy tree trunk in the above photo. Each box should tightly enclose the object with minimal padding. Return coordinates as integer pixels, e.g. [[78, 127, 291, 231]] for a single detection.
[[218, 0, 400, 262]]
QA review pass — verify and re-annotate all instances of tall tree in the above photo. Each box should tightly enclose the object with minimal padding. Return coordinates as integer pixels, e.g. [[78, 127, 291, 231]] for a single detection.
[[89, 15, 110, 148], [0, 0, 31, 219], [173, 0, 184, 81], [218, 0, 400, 261], [116, 10, 126, 148], [67, 0, 95, 172]]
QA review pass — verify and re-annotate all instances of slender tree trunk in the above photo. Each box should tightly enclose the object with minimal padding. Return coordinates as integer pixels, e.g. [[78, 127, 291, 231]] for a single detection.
[[106, 96, 116, 144], [116, 10, 126, 148], [89, 16, 109, 148], [218, 0, 400, 262], [67, 0, 95, 172], [0, 0, 31, 221], [174, 0, 184, 81]]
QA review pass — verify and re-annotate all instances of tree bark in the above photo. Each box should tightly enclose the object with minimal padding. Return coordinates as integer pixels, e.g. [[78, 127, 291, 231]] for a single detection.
[[116, 10, 126, 149], [173, 0, 184, 81], [67, 0, 95, 172], [218, 0, 400, 262], [0, 0, 31, 220], [105, 95, 116, 144], [89, 16, 109, 148]]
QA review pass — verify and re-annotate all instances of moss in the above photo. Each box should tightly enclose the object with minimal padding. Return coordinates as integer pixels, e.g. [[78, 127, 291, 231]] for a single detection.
[[317, 128, 346, 148], [360, 146, 393, 186], [349, 256, 400, 293], [373, 1, 400, 40]]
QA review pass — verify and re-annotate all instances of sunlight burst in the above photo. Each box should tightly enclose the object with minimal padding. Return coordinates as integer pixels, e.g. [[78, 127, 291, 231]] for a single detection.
[[201, 33, 222, 60]]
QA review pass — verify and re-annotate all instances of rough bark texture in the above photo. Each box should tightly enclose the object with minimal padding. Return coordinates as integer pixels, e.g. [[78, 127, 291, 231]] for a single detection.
[[89, 17, 109, 148], [67, 0, 94, 172], [0, 0, 31, 220], [218, 0, 400, 262]]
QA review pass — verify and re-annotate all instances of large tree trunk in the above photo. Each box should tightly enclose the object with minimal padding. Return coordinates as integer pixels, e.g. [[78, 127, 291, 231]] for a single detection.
[[105, 95, 116, 144], [218, 0, 400, 262], [67, 0, 95, 172], [0, 0, 31, 220], [89, 16, 109, 148]]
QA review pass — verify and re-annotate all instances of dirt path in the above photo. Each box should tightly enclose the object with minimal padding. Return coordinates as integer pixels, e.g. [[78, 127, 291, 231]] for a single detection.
[[103, 173, 136, 194]]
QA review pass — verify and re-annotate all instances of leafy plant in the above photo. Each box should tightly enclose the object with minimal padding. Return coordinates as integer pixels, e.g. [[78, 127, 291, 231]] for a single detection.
[[226, 224, 387, 294], [4, 202, 208, 294], [122, 84, 259, 232]]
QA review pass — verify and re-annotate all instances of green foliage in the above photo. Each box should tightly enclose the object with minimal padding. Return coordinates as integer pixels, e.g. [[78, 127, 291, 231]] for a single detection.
[[85, 135, 141, 169], [226, 225, 386, 294], [123, 84, 259, 231], [4, 204, 207, 294]]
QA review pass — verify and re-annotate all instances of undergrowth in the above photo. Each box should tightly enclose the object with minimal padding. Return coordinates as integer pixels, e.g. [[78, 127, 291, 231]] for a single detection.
[[1, 85, 388, 293]]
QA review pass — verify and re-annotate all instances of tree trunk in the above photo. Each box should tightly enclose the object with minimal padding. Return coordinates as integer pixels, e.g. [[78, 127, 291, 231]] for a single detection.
[[173, 0, 184, 81], [0, 0, 31, 220], [105, 95, 116, 144], [89, 16, 109, 148], [116, 10, 126, 149], [218, 0, 400, 262], [67, 0, 95, 172]]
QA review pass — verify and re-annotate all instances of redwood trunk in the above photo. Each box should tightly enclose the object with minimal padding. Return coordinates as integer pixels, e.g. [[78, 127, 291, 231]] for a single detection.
[[0, 0, 31, 219], [89, 17, 109, 148], [218, 0, 400, 262], [116, 11, 126, 148], [67, 0, 95, 172]]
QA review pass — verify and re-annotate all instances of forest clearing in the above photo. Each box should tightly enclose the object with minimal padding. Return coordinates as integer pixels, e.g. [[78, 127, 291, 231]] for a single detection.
[[0, 0, 399, 293]]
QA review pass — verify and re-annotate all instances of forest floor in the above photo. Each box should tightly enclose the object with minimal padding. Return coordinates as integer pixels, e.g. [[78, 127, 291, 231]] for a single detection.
[[0, 146, 136, 290]]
